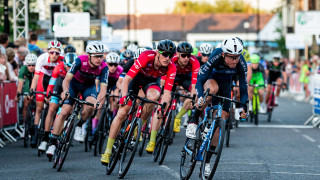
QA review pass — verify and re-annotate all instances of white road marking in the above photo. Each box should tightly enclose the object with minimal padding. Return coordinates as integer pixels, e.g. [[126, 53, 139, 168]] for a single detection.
[[302, 134, 316, 142], [271, 172, 320, 176], [239, 124, 313, 128], [160, 165, 180, 179], [292, 128, 300, 133]]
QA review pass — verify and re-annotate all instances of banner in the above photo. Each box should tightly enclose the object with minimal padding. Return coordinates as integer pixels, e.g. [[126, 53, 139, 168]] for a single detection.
[[285, 34, 312, 49], [295, 11, 320, 35], [54, 13, 90, 37], [0, 82, 18, 126], [312, 75, 320, 116], [0, 83, 3, 128]]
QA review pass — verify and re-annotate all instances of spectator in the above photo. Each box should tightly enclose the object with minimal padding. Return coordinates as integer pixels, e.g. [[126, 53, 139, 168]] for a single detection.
[[28, 33, 42, 55], [0, 54, 7, 81], [14, 37, 27, 47], [0, 33, 9, 55], [311, 55, 319, 74], [15, 46, 29, 68], [299, 58, 311, 101], [6, 48, 18, 81]]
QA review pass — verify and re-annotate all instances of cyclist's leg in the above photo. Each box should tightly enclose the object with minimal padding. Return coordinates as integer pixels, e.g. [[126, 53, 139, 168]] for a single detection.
[[276, 77, 283, 97], [22, 97, 30, 121], [265, 75, 273, 104]]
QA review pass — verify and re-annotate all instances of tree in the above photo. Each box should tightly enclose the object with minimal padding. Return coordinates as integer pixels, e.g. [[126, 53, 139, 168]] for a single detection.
[[274, 11, 288, 57]]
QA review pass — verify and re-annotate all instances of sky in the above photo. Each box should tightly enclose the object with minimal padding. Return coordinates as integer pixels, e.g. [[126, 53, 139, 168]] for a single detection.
[[105, 0, 282, 15]]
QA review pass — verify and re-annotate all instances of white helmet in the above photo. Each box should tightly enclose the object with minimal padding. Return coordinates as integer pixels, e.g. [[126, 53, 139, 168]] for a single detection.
[[86, 41, 104, 54], [199, 43, 213, 55], [221, 37, 243, 55], [127, 44, 138, 52], [134, 48, 147, 59], [25, 54, 37, 65], [48, 40, 62, 50], [106, 52, 120, 64]]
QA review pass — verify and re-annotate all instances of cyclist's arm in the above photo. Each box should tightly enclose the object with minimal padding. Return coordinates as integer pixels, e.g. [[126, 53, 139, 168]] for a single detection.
[[120, 75, 133, 97], [238, 58, 248, 107], [97, 66, 109, 107], [95, 77, 100, 91], [195, 49, 221, 98], [160, 75, 166, 88], [62, 58, 81, 93], [116, 77, 123, 90], [190, 56, 200, 97], [30, 74, 39, 92], [17, 79, 24, 95], [246, 63, 252, 83]]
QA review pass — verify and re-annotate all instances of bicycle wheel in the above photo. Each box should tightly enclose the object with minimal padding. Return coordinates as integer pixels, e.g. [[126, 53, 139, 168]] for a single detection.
[[106, 137, 122, 175], [153, 128, 163, 162], [53, 141, 61, 168], [57, 116, 77, 172], [158, 110, 174, 165], [254, 94, 259, 125], [225, 117, 231, 147], [180, 127, 201, 180], [200, 118, 226, 180], [267, 94, 274, 122], [24, 105, 33, 148], [84, 120, 92, 152], [118, 118, 142, 178], [138, 117, 150, 157], [97, 108, 107, 154]]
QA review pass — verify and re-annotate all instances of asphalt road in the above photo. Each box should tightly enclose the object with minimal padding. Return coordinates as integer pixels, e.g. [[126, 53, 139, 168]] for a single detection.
[[1, 97, 320, 180]]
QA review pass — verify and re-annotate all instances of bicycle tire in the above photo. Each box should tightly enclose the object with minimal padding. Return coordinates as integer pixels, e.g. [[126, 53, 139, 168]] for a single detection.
[[153, 129, 162, 162], [138, 117, 150, 157], [118, 118, 142, 178], [106, 138, 122, 175], [57, 115, 77, 172], [24, 105, 33, 148], [84, 120, 92, 152], [180, 127, 201, 180], [97, 108, 107, 154], [254, 93, 259, 125], [225, 118, 231, 147], [53, 142, 61, 168], [200, 118, 226, 180], [158, 110, 174, 165], [267, 93, 274, 122]]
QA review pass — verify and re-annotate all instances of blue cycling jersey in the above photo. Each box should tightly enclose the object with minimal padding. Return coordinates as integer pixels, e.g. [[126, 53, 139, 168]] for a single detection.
[[196, 48, 248, 106]]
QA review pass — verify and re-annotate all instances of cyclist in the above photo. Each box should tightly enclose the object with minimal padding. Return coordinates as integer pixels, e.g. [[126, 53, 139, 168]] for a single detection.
[[127, 43, 138, 52], [38, 53, 77, 152], [120, 49, 133, 67], [197, 43, 213, 66], [64, 45, 76, 54], [46, 41, 109, 157], [116, 47, 149, 89], [90, 52, 122, 141], [248, 54, 266, 113], [160, 42, 200, 133], [29, 40, 63, 148], [15, 54, 37, 123], [265, 55, 287, 106], [187, 37, 248, 176], [101, 39, 177, 164]]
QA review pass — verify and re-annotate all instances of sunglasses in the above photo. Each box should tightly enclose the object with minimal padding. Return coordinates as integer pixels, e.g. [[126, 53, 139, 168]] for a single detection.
[[225, 54, 240, 61], [49, 51, 60, 55], [159, 51, 174, 58], [91, 54, 104, 58], [181, 54, 191, 58], [27, 65, 35, 67], [108, 63, 118, 67], [201, 53, 210, 57]]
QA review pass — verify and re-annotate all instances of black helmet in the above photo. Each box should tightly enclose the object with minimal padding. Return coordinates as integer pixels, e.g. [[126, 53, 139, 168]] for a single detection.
[[64, 45, 76, 53], [122, 49, 133, 59], [177, 42, 193, 53], [157, 39, 176, 54]]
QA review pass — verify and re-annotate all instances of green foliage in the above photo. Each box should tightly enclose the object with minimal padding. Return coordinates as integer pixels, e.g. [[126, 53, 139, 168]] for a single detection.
[[173, 0, 251, 14]]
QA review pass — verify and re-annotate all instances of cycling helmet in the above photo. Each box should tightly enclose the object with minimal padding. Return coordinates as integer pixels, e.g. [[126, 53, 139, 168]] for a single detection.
[[127, 44, 138, 52], [64, 45, 76, 53], [86, 41, 104, 54], [177, 42, 193, 54], [199, 43, 213, 54], [110, 49, 121, 55], [63, 53, 77, 67], [221, 37, 243, 55], [250, 54, 260, 64], [157, 39, 176, 54], [122, 49, 133, 59], [241, 49, 250, 62], [48, 40, 62, 50], [106, 52, 120, 64], [273, 53, 281, 60], [192, 47, 199, 56], [134, 48, 147, 59], [25, 54, 37, 65]]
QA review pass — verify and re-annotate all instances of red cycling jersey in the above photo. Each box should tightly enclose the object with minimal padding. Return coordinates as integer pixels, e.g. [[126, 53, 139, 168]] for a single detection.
[[46, 62, 67, 96], [127, 50, 176, 91], [161, 55, 200, 85]]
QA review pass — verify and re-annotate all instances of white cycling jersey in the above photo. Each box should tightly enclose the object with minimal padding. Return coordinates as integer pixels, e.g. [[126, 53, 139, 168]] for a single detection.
[[35, 53, 63, 76]]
